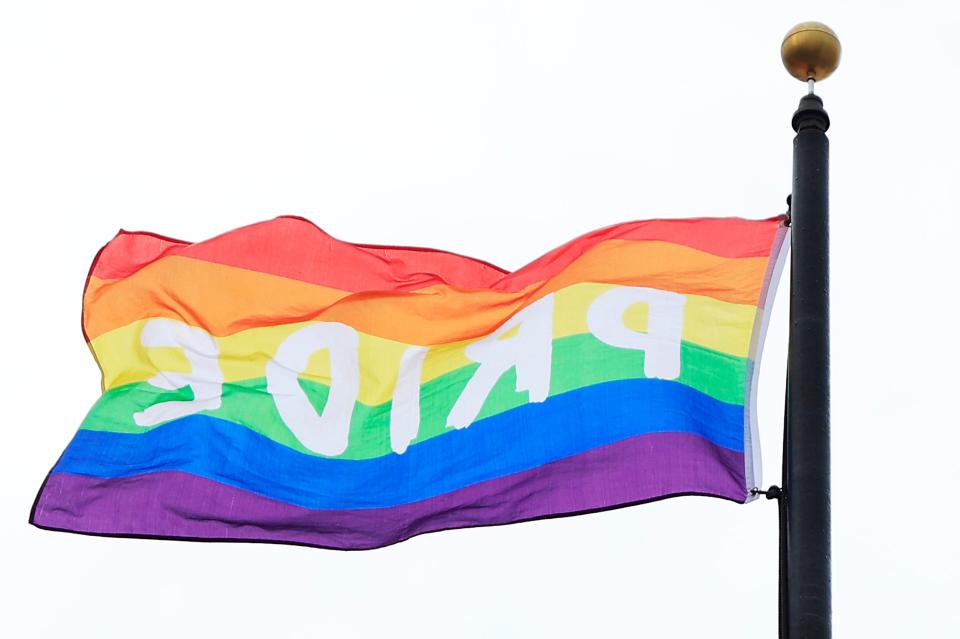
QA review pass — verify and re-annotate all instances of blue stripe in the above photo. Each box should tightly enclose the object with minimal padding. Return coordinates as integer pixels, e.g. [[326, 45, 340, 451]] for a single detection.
[[54, 378, 744, 510]]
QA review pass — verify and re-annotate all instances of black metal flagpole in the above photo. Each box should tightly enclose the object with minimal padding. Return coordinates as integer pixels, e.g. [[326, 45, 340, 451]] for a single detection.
[[780, 22, 840, 638]]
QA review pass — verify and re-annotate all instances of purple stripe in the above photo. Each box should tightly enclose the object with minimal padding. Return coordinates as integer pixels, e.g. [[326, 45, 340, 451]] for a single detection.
[[32, 432, 745, 550]]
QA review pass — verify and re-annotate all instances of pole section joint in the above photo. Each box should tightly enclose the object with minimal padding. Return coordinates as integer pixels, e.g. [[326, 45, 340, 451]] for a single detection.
[[792, 95, 830, 133]]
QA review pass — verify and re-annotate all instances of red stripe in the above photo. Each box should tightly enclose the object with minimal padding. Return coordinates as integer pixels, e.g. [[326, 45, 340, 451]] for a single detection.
[[91, 215, 785, 292]]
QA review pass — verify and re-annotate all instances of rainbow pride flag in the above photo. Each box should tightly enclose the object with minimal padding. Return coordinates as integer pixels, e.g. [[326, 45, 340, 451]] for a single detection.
[[32, 215, 788, 549]]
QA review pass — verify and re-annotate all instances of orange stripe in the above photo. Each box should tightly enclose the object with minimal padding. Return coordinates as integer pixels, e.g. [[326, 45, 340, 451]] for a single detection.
[[84, 240, 770, 344]]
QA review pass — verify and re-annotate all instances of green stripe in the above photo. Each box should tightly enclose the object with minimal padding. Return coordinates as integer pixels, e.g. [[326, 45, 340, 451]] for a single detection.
[[79, 333, 747, 460]]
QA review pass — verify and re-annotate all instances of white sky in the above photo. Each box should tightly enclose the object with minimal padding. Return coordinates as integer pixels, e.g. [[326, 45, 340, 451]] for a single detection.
[[1, 2, 957, 637]]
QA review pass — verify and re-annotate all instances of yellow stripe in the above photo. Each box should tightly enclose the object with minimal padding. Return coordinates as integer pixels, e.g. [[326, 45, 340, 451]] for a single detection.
[[90, 283, 756, 404]]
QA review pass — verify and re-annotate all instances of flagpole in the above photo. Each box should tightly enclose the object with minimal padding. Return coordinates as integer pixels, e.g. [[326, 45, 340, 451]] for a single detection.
[[780, 23, 840, 638]]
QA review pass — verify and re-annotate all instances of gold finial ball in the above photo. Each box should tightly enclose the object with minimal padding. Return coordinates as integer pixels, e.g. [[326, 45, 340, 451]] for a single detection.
[[781, 22, 841, 82]]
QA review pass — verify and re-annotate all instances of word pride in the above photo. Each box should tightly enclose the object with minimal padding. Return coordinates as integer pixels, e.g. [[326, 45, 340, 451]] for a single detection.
[[133, 287, 685, 456]]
